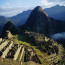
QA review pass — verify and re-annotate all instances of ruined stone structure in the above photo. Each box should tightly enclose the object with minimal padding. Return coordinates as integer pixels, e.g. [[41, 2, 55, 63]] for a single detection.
[[0, 38, 41, 65], [13, 46, 22, 60], [0, 40, 9, 51], [1, 41, 13, 58]]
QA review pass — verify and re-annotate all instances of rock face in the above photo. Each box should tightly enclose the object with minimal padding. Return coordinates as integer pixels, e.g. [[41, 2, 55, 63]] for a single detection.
[[26, 6, 50, 35], [1, 21, 18, 38], [22, 6, 65, 36], [49, 18, 56, 34]]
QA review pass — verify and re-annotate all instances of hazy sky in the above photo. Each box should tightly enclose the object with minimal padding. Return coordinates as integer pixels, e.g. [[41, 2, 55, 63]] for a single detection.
[[0, 0, 65, 8], [0, 0, 65, 17]]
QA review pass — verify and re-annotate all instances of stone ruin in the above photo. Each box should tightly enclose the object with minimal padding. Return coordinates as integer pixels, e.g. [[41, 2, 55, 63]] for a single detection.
[[24, 46, 41, 64], [6, 30, 13, 39]]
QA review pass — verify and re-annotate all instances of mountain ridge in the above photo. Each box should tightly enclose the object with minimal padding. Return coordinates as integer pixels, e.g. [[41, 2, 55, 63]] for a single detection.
[[25, 6, 50, 36], [44, 5, 65, 21], [0, 5, 65, 35]]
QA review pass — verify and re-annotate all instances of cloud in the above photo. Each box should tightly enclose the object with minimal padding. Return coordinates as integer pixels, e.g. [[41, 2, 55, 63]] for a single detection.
[[0, 0, 65, 17], [48, 0, 65, 2], [0, 7, 31, 17], [6, 2, 10, 6], [41, 0, 56, 8], [41, 0, 65, 8], [62, 1, 65, 6], [50, 32, 65, 40]]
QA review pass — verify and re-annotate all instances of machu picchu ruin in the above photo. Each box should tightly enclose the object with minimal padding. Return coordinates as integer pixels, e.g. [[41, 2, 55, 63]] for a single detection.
[[0, 37, 42, 65], [0, 31, 65, 65]]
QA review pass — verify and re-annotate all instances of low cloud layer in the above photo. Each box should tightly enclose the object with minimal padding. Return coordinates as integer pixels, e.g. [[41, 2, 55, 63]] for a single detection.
[[50, 32, 65, 40]]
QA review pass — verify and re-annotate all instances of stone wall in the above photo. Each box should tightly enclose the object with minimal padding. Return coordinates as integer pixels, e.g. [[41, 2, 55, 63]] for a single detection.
[[13, 46, 22, 60], [1, 41, 13, 58], [0, 40, 8, 51], [19, 47, 25, 61]]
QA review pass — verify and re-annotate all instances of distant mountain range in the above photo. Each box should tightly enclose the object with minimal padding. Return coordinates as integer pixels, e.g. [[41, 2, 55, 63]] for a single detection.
[[10, 10, 32, 26], [20, 6, 65, 36], [0, 16, 9, 34], [44, 5, 65, 21], [10, 5, 65, 26], [0, 5, 65, 34]]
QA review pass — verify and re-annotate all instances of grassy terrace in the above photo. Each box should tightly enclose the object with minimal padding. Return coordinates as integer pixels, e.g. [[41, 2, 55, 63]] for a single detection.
[[11, 35, 65, 65], [32, 46, 48, 65], [12, 35, 31, 46], [16, 45, 23, 61], [12, 35, 48, 65], [17, 47, 25, 62]]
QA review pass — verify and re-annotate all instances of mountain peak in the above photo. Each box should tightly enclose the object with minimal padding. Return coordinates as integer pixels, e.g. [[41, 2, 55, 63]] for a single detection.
[[7, 21, 13, 24], [56, 4, 60, 7], [25, 6, 50, 35], [34, 6, 42, 11], [52, 4, 61, 8], [33, 6, 48, 17]]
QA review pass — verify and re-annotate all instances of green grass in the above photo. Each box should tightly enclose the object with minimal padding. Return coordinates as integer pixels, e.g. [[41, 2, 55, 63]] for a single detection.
[[12, 35, 31, 46], [21, 51, 25, 62], [32, 46, 48, 65], [17, 53, 21, 61], [12, 35, 37, 46], [12, 35, 49, 65]]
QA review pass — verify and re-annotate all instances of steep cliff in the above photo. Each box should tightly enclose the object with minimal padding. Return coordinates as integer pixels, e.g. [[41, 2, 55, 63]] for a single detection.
[[26, 6, 51, 36]]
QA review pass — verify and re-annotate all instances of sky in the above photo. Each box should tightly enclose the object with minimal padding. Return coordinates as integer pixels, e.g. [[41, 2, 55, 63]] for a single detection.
[[0, 0, 65, 17]]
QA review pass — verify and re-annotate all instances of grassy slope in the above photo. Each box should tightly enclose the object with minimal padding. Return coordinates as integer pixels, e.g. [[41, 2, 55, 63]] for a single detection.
[[12, 35, 31, 46], [12, 34, 65, 65], [12, 35, 48, 65]]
